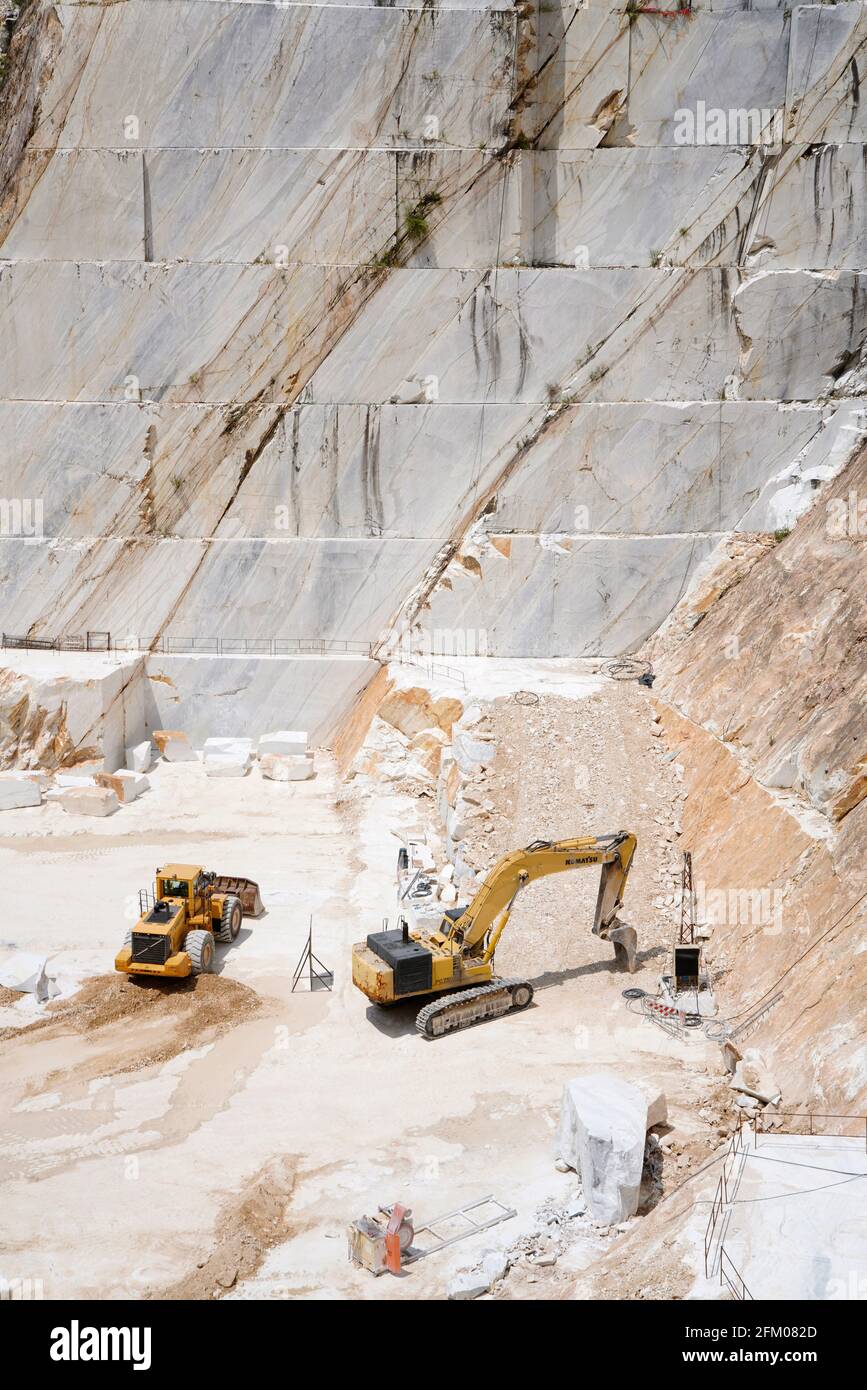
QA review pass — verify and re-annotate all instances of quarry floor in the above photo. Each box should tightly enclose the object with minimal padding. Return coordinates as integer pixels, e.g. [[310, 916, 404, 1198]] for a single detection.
[[0, 662, 738, 1300]]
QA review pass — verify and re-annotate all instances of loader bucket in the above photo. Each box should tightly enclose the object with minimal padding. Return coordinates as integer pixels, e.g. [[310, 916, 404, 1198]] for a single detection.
[[213, 876, 265, 917]]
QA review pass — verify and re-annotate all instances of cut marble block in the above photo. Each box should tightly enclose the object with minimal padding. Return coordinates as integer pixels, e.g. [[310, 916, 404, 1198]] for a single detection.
[[126, 741, 153, 773], [259, 753, 315, 782], [96, 770, 149, 803], [58, 786, 119, 817], [555, 1074, 666, 1223], [153, 730, 198, 762], [0, 777, 42, 810], [203, 736, 255, 778], [119, 770, 150, 799]]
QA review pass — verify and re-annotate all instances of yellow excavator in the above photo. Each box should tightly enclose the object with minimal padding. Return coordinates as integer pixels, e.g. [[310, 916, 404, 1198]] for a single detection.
[[352, 831, 638, 1037]]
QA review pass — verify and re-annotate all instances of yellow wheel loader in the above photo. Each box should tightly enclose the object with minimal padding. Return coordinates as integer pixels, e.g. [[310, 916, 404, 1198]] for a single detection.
[[352, 832, 638, 1037], [115, 863, 263, 979]]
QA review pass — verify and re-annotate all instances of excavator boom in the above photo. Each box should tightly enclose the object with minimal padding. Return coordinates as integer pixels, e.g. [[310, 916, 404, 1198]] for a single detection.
[[447, 832, 636, 955]]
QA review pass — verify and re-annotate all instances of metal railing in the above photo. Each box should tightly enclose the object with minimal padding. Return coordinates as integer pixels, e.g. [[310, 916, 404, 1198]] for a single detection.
[[720, 1248, 754, 1301], [1, 630, 469, 687], [2, 631, 377, 658], [703, 1120, 752, 1300], [754, 1110, 867, 1151]]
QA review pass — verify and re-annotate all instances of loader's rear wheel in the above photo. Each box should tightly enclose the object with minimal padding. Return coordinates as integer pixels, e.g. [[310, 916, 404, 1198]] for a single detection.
[[186, 929, 215, 975], [216, 894, 243, 944]]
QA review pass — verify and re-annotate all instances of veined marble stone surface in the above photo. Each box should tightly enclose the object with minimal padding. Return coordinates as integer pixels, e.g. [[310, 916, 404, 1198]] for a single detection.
[[1, 0, 866, 677]]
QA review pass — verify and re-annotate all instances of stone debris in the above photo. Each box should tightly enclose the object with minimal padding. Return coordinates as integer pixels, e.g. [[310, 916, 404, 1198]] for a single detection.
[[125, 741, 153, 773], [446, 1248, 510, 1301], [153, 729, 197, 762], [259, 752, 315, 782], [452, 726, 496, 775], [203, 736, 254, 778], [58, 786, 119, 817], [556, 1074, 668, 1224], [730, 1049, 782, 1106], [0, 951, 56, 1002], [257, 730, 308, 758], [0, 775, 42, 810]]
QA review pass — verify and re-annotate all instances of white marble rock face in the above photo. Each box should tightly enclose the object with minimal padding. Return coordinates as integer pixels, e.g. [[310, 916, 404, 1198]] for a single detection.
[[0, 0, 866, 689]]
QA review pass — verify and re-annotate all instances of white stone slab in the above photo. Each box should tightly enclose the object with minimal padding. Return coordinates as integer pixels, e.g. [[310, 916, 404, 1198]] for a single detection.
[[259, 753, 315, 782], [0, 776, 42, 810], [125, 741, 153, 773], [116, 770, 150, 800], [58, 786, 119, 817], [202, 735, 255, 776], [153, 730, 198, 763], [425, 534, 719, 657], [203, 757, 252, 779]]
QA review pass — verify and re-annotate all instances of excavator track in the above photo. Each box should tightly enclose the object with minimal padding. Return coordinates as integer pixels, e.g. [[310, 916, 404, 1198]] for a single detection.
[[415, 978, 534, 1039]]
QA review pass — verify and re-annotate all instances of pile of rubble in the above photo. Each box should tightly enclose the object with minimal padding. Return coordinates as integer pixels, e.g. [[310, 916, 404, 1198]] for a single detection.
[[446, 1191, 622, 1300]]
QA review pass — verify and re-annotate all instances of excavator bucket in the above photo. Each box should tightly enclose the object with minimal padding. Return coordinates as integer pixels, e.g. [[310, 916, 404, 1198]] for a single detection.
[[607, 923, 638, 974], [212, 875, 264, 917]]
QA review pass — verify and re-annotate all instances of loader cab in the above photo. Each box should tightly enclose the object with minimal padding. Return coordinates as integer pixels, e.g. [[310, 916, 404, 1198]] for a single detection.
[[156, 864, 205, 903]]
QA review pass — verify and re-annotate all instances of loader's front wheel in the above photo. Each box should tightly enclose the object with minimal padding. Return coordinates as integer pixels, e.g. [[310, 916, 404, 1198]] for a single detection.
[[186, 929, 215, 975], [216, 894, 243, 944]]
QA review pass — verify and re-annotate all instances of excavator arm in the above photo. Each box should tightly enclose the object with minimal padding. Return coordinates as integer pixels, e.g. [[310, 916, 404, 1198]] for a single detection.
[[445, 831, 637, 963]]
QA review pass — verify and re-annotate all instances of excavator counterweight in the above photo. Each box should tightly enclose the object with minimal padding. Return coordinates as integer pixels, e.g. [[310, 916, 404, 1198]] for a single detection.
[[352, 831, 638, 1037]]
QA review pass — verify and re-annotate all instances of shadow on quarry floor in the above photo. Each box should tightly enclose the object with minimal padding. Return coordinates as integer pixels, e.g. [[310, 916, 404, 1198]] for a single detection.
[[531, 943, 668, 993]]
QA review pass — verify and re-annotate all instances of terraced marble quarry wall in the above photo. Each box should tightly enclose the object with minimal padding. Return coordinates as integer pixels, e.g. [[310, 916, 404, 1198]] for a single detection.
[[1, 0, 866, 666]]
